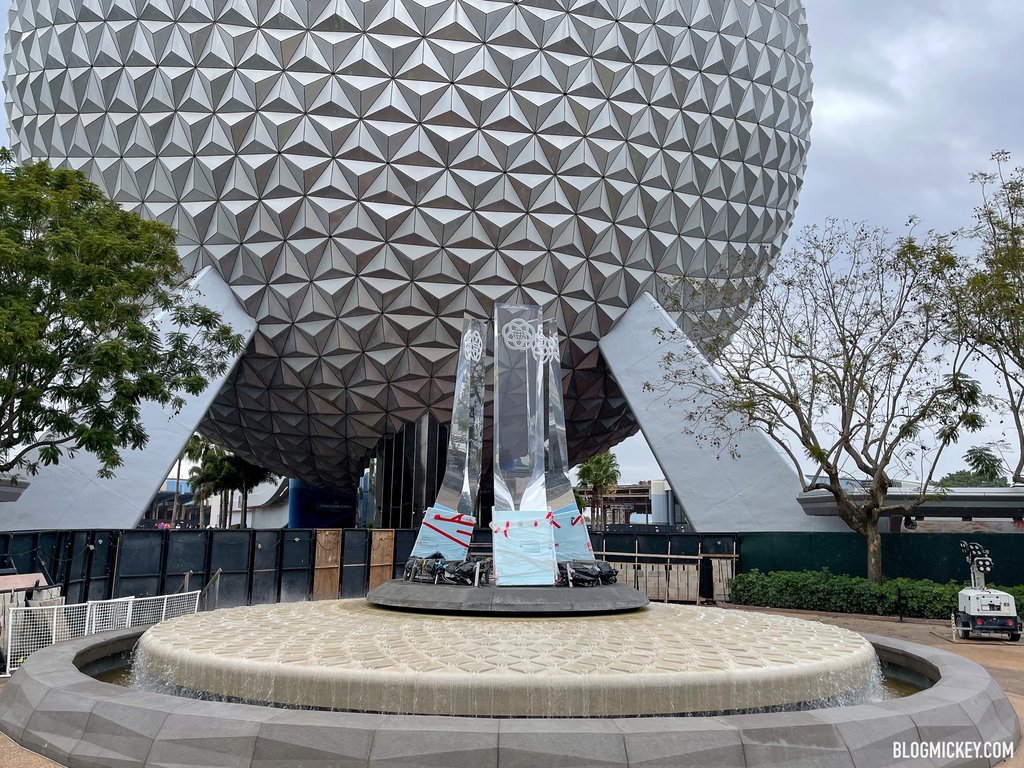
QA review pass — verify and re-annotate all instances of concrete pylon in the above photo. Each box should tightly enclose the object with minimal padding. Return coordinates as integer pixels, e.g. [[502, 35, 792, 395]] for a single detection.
[[599, 293, 848, 532]]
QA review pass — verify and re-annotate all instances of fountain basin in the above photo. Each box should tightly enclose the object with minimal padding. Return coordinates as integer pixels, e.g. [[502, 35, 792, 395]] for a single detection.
[[134, 601, 876, 716], [366, 579, 651, 613], [0, 625, 1017, 768]]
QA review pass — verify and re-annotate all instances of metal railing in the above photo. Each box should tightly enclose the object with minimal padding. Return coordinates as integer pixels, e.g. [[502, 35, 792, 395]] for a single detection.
[[198, 568, 221, 612], [5, 590, 200, 676]]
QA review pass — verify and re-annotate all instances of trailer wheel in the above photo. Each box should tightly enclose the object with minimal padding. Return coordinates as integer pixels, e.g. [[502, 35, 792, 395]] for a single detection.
[[1010, 633, 1020, 642]]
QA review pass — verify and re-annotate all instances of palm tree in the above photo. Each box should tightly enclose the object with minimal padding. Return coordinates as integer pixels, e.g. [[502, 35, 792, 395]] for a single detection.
[[192, 452, 276, 528], [575, 452, 621, 531], [230, 457, 276, 528], [188, 446, 229, 527], [171, 434, 210, 525]]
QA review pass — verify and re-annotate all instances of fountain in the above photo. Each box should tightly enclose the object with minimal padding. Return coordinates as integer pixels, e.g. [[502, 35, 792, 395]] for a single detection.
[[0, 309, 1018, 766], [133, 601, 877, 717]]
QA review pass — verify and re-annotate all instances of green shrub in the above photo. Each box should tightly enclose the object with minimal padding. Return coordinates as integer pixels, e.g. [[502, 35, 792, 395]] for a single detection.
[[730, 569, 1021, 619]]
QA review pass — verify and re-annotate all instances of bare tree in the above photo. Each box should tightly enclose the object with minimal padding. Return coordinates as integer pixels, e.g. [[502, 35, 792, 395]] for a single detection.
[[957, 152, 1024, 483], [651, 220, 986, 583]]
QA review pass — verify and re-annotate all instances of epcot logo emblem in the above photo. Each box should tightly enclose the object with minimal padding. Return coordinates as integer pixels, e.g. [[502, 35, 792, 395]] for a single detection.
[[501, 318, 535, 351], [463, 329, 484, 363], [532, 333, 558, 364]]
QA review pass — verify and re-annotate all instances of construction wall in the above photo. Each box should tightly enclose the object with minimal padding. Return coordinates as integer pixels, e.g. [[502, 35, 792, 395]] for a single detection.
[[738, 532, 1024, 585], [0, 528, 1010, 610]]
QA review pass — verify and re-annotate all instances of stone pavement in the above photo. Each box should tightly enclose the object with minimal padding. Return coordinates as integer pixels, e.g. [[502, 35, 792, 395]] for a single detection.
[[0, 605, 1021, 767], [723, 604, 1024, 767], [0, 725, 56, 767]]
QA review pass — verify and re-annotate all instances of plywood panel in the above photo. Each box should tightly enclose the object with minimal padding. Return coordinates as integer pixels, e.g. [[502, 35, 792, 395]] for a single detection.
[[611, 562, 637, 590], [712, 558, 735, 603], [641, 564, 667, 601], [667, 563, 700, 602], [312, 529, 342, 601], [368, 529, 396, 591]]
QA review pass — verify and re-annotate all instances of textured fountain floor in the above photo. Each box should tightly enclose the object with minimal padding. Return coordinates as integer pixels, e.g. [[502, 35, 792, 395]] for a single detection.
[[135, 600, 877, 716]]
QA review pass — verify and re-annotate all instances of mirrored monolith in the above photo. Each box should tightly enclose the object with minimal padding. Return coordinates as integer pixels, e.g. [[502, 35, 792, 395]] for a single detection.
[[541, 319, 594, 562], [410, 315, 486, 559], [491, 304, 556, 585], [492, 304, 546, 513]]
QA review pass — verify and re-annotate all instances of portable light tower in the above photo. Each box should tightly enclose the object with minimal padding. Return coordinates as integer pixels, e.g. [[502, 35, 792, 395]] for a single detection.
[[953, 541, 1020, 641]]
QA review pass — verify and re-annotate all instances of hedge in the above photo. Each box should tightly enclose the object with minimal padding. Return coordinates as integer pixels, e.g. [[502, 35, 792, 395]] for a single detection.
[[730, 569, 1024, 619]]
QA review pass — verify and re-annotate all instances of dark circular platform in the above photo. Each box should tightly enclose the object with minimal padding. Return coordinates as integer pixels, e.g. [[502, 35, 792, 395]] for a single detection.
[[365, 579, 649, 614]]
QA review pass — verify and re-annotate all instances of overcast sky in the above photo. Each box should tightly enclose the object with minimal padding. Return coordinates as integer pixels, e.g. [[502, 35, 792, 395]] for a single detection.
[[2, 0, 1022, 484]]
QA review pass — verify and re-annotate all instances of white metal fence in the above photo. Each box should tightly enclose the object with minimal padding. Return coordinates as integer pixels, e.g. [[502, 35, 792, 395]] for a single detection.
[[5, 591, 200, 676]]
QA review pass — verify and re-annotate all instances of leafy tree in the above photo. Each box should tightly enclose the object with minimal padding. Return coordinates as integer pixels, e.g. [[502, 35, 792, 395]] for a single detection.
[[576, 452, 621, 531], [651, 221, 986, 583], [937, 469, 1008, 488], [954, 152, 1024, 482], [963, 444, 1005, 479], [0, 150, 243, 478]]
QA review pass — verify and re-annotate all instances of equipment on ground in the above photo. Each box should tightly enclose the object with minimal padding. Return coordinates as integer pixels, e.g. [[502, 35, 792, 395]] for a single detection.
[[952, 540, 1020, 642], [557, 560, 618, 587], [404, 555, 493, 586]]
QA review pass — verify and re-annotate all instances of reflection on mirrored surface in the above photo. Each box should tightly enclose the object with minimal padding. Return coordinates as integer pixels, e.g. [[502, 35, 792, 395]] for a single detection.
[[543, 318, 574, 513], [433, 316, 486, 518], [542, 318, 594, 561], [410, 315, 486, 558], [493, 304, 546, 513]]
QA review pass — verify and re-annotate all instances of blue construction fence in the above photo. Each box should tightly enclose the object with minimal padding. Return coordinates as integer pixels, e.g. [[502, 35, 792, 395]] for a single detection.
[[0, 528, 321, 608], [737, 531, 1024, 586], [0, 528, 1011, 607], [0, 528, 739, 604]]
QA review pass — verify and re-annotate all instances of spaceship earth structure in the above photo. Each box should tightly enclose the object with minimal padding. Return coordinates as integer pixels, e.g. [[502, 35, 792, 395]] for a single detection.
[[5, 0, 813, 491]]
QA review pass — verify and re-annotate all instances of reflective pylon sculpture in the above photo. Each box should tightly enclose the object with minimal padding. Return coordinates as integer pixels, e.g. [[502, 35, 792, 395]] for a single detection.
[[490, 304, 558, 585], [409, 316, 486, 560], [492, 304, 547, 514], [410, 306, 594, 585], [541, 319, 595, 562]]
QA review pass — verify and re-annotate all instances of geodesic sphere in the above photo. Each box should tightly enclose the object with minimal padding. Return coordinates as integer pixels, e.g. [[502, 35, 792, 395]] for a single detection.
[[5, 0, 813, 489]]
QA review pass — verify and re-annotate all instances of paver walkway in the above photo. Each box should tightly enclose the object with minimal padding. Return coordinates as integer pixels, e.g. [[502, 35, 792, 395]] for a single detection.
[[725, 605, 1024, 767], [0, 606, 1021, 767]]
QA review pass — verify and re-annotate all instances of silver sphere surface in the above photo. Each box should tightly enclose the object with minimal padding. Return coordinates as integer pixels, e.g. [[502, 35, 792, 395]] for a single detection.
[[5, 0, 813, 488]]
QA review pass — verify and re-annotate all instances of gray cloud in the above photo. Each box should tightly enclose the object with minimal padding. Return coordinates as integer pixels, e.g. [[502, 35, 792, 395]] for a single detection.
[[795, 0, 1024, 235]]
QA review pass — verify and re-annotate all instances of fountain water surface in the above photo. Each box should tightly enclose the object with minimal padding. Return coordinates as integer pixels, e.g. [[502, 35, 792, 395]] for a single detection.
[[134, 600, 878, 717]]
